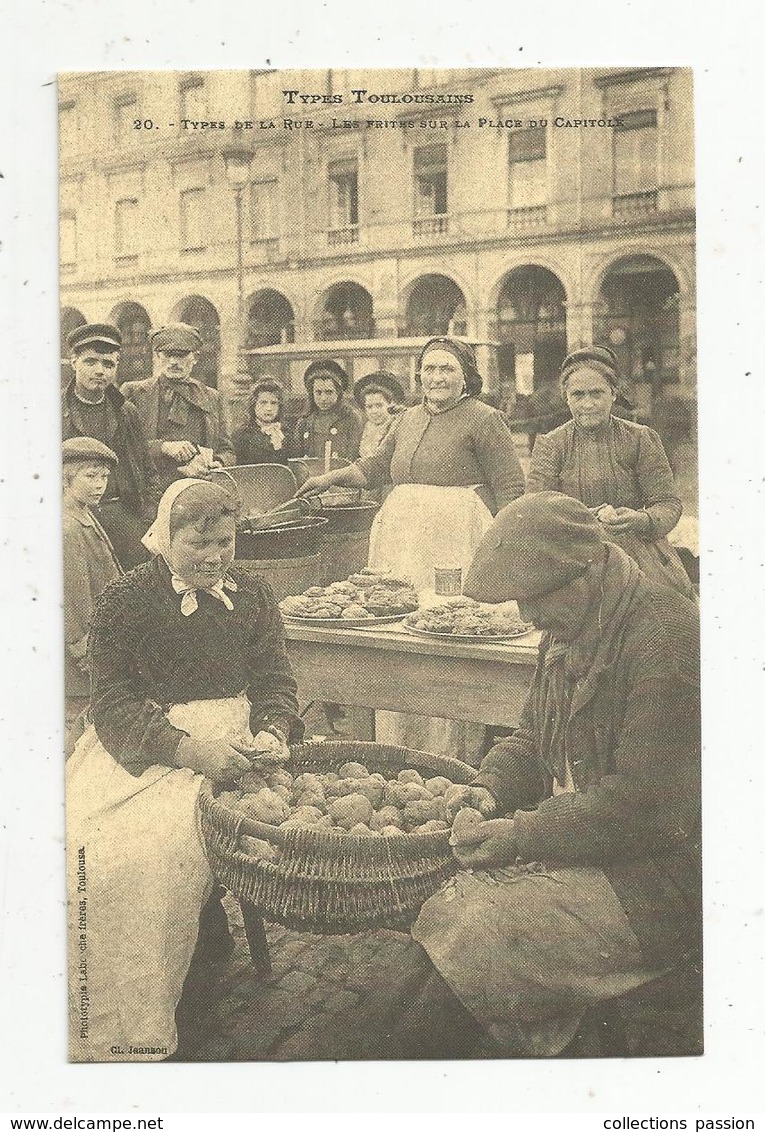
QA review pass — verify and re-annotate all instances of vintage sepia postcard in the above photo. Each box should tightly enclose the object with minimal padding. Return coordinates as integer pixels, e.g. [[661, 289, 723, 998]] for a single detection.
[[60, 67, 701, 1065]]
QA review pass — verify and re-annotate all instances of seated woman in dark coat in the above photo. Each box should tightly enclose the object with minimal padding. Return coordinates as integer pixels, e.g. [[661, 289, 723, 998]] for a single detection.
[[412, 492, 702, 1057], [66, 479, 304, 1062], [235, 377, 290, 466], [526, 345, 693, 598]]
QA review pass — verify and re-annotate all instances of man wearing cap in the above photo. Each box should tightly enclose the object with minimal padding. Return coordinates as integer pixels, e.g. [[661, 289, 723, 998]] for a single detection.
[[412, 491, 702, 1056], [62, 323, 158, 570], [291, 359, 363, 461], [122, 323, 236, 490]]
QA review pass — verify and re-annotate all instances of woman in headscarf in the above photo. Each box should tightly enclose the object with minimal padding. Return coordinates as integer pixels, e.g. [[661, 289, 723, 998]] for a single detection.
[[290, 358, 363, 462], [353, 370, 406, 459], [526, 345, 694, 598], [66, 479, 304, 1062], [412, 492, 702, 1057], [298, 337, 525, 521], [235, 377, 290, 465]]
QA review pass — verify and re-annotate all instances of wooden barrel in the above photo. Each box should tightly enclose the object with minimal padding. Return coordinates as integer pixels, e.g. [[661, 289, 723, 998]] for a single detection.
[[320, 529, 371, 586], [235, 554, 321, 601], [319, 501, 378, 585]]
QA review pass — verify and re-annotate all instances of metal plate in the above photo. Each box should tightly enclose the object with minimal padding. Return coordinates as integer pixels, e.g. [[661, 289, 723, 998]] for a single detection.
[[401, 619, 533, 643], [281, 612, 409, 628]]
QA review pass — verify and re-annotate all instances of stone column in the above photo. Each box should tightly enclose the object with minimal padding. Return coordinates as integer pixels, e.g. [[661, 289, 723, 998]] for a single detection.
[[678, 291, 697, 393]]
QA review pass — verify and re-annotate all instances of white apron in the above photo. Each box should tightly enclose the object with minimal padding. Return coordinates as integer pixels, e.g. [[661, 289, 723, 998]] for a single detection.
[[368, 484, 493, 763], [66, 695, 250, 1062]]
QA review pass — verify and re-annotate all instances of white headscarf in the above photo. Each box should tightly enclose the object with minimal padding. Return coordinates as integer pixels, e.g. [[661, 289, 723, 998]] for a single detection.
[[142, 478, 237, 616]]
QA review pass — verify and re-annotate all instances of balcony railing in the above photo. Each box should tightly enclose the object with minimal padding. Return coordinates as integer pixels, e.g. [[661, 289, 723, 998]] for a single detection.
[[506, 205, 548, 231], [612, 191, 659, 218], [250, 238, 281, 263], [412, 214, 449, 238], [328, 225, 360, 247]]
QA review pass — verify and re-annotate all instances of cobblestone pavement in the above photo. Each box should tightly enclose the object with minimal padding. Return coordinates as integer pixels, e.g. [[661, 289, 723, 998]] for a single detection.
[[175, 893, 500, 1062]]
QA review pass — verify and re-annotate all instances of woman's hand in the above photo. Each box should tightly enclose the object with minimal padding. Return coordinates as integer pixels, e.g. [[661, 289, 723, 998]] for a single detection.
[[295, 472, 339, 498], [175, 736, 251, 784], [450, 817, 518, 869], [597, 506, 652, 537], [249, 729, 290, 763], [443, 784, 497, 821]]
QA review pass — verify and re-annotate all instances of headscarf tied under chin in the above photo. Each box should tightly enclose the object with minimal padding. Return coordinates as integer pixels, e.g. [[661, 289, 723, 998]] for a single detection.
[[141, 478, 238, 615], [141, 478, 207, 564]]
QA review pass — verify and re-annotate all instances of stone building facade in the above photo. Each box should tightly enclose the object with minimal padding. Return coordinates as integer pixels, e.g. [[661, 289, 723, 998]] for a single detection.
[[59, 66, 695, 424]]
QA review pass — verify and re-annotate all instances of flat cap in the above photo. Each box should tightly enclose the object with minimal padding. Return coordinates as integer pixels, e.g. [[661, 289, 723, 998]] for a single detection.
[[67, 323, 122, 352], [464, 491, 607, 602], [62, 437, 119, 466], [150, 323, 203, 352]]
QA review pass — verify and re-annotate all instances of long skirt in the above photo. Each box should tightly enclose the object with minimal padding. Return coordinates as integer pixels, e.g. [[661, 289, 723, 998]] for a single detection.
[[412, 864, 667, 1057], [66, 695, 250, 1062]]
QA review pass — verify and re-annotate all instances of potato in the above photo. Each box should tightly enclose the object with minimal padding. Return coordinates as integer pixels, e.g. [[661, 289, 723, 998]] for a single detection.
[[369, 806, 404, 832], [240, 771, 268, 795], [325, 776, 365, 799], [415, 820, 450, 833], [293, 773, 324, 794], [352, 777, 385, 808], [425, 776, 453, 797], [451, 807, 485, 838], [289, 805, 324, 826], [271, 784, 292, 802], [268, 768, 294, 789], [402, 799, 443, 830], [241, 834, 278, 862], [348, 822, 376, 836], [293, 788, 327, 812], [238, 788, 291, 825], [398, 769, 424, 786], [380, 825, 404, 836], [338, 761, 370, 779], [328, 793, 374, 830], [383, 781, 408, 808], [398, 782, 432, 803]]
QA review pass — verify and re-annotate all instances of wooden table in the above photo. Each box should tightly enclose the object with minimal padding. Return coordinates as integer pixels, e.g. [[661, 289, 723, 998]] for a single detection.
[[283, 620, 540, 728]]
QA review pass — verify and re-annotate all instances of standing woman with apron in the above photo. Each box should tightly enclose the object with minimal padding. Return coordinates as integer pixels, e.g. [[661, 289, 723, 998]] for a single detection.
[[296, 337, 526, 759]]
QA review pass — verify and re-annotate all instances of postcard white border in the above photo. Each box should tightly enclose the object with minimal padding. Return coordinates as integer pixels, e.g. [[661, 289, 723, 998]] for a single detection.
[[1, 0, 764, 1115]]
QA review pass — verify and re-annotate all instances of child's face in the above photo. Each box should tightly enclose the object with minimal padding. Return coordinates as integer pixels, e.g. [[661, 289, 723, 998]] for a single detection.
[[169, 514, 236, 587], [65, 462, 110, 509], [363, 392, 391, 425]]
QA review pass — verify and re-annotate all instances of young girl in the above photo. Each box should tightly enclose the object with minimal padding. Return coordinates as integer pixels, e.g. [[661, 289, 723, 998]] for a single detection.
[[235, 377, 290, 465], [66, 478, 304, 1061]]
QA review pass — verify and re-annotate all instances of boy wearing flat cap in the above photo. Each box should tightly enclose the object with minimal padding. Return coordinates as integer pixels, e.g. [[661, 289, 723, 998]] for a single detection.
[[412, 491, 702, 1057], [62, 437, 123, 732], [61, 323, 158, 569], [122, 322, 236, 490]]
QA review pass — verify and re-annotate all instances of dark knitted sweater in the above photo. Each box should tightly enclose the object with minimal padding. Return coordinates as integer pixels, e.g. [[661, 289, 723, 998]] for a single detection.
[[88, 556, 304, 776]]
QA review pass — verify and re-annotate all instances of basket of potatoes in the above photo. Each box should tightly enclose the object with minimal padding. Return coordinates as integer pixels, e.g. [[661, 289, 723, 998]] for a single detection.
[[198, 740, 480, 934]]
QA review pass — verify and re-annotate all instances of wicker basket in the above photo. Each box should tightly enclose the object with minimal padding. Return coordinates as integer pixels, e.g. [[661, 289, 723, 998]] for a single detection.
[[199, 740, 476, 934]]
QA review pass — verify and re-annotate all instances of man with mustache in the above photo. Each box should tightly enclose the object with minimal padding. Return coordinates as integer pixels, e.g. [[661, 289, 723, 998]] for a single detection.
[[122, 323, 236, 492]]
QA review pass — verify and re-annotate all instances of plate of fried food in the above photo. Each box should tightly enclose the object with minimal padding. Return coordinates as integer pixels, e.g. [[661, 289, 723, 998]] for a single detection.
[[402, 596, 533, 642], [279, 568, 420, 625]]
